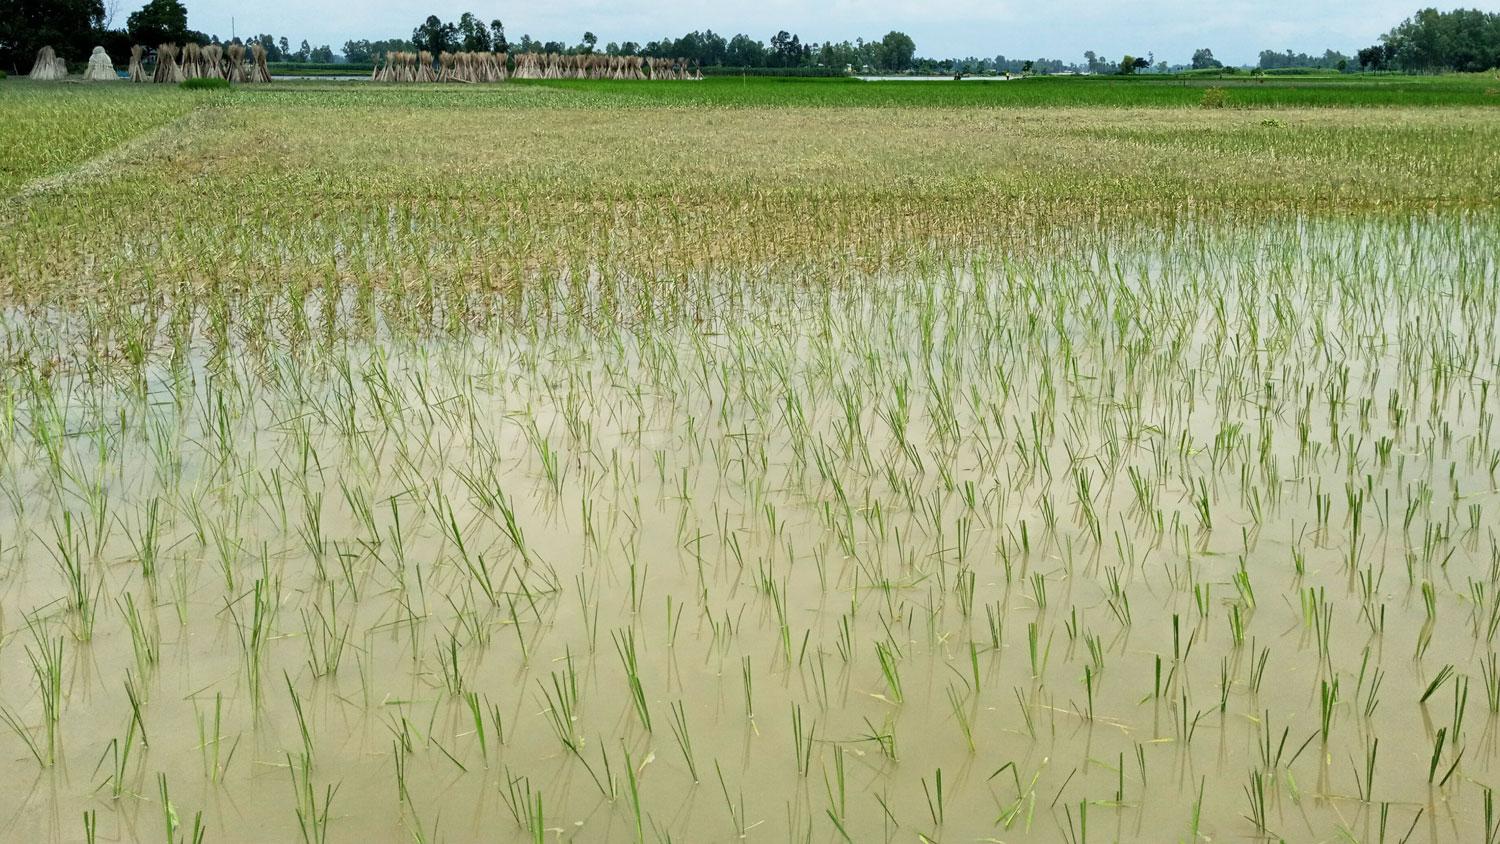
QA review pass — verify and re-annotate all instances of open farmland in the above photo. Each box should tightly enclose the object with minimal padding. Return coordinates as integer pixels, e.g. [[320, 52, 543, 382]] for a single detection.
[[1, 76, 1500, 842]]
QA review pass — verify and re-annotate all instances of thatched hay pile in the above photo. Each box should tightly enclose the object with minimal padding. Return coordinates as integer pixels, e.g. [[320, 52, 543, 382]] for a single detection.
[[128, 45, 148, 82], [30, 46, 68, 80], [84, 46, 118, 81], [153, 44, 184, 83], [225, 44, 246, 82], [247, 43, 270, 82]]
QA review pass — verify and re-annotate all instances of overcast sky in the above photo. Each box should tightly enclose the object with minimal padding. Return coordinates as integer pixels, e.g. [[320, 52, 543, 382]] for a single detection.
[[116, 1, 1500, 66]]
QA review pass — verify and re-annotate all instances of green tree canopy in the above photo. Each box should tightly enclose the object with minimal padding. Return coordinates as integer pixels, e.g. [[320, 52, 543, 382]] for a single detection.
[[0, 0, 103, 71], [127, 0, 190, 47], [880, 31, 915, 70], [1190, 48, 1222, 69], [1378, 7, 1500, 72]]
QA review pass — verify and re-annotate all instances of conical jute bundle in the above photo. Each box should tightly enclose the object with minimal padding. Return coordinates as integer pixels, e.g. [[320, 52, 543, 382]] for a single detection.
[[181, 42, 202, 78], [544, 53, 564, 79], [477, 51, 505, 82], [128, 45, 148, 81], [203, 44, 224, 78], [247, 43, 270, 82], [84, 46, 118, 81], [30, 46, 68, 80], [381, 51, 409, 82], [372, 51, 397, 81], [225, 44, 246, 82], [415, 51, 437, 82], [437, 51, 458, 82], [153, 44, 184, 82]]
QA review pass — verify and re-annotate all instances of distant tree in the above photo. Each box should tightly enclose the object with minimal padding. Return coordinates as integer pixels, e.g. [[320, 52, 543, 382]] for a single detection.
[[1191, 47, 1221, 69], [1357, 44, 1388, 70], [343, 39, 370, 63], [126, 0, 188, 47], [726, 33, 765, 66], [1083, 50, 1099, 72], [880, 30, 916, 70], [412, 15, 457, 54], [1257, 48, 1351, 70], [1379, 7, 1500, 72], [769, 30, 795, 66], [250, 34, 282, 61], [457, 13, 489, 51], [0, 0, 104, 71], [488, 19, 507, 52], [310, 44, 333, 62], [278, 36, 290, 57], [579, 31, 596, 54], [344, 37, 415, 63], [294, 39, 310, 61]]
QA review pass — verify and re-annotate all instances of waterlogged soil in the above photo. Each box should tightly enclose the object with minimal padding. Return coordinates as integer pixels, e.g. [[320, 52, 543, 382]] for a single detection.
[[1, 215, 1499, 842]]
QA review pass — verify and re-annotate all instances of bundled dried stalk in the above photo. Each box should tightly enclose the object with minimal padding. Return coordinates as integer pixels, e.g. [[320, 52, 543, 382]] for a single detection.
[[153, 44, 184, 83], [30, 46, 68, 80], [225, 44, 246, 82], [128, 45, 148, 82], [415, 51, 437, 82], [203, 44, 224, 79], [182, 42, 202, 78], [83, 46, 117, 81], [247, 43, 270, 82]]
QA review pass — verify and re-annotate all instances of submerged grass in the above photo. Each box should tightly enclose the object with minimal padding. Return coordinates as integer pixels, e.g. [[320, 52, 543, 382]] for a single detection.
[[0, 80, 1497, 842]]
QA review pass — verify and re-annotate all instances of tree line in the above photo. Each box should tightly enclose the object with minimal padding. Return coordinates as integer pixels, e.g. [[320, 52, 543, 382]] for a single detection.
[[4, 1, 1498, 77], [389, 14, 919, 72], [1359, 7, 1500, 72], [0, 0, 335, 73]]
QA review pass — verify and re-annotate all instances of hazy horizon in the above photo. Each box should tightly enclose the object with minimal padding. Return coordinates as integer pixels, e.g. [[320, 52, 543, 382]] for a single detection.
[[110, 0, 1500, 66]]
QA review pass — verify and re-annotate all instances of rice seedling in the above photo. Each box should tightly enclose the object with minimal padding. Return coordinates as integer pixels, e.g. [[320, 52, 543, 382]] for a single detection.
[[0, 75, 1498, 842]]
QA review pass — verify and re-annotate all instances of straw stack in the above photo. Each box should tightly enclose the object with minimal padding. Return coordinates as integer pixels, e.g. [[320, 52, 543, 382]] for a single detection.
[[83, 46, 118, 81], [247, 43, 271, 82], [128, 45, 148, 81], [30, 46, 68, 80], [153, 44, 184, 83], [203, 44, 224, 79], [225, 44, 246, 82], [182, 42, 202, 78]]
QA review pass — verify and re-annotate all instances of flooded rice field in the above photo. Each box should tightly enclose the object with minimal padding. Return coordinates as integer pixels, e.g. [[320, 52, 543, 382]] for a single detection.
[[2, 215, 1499, 842]]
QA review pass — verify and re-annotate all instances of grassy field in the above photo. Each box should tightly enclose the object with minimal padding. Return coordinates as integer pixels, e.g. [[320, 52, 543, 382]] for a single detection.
[[1, 76, 1499, 842]]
